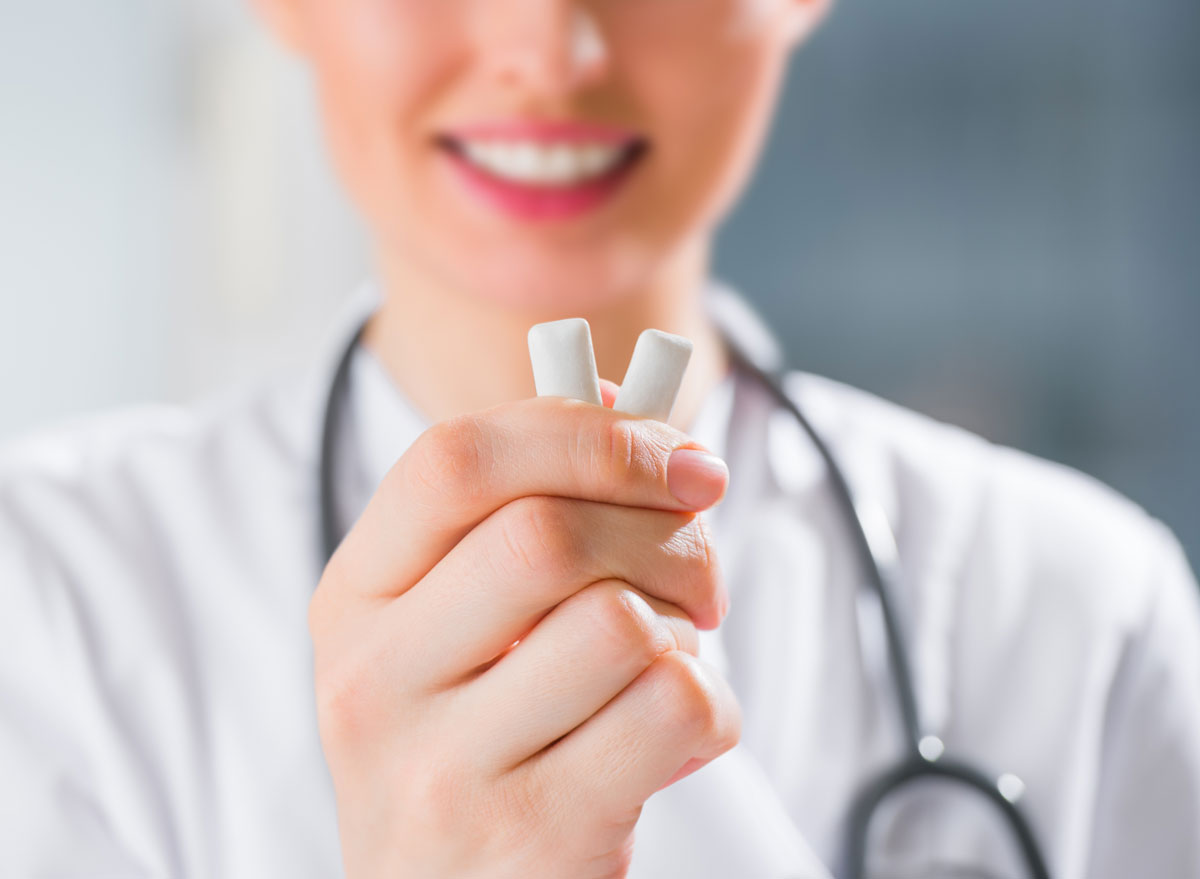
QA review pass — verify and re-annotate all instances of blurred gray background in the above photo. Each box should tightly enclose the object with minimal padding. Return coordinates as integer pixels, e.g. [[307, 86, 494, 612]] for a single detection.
[[725, 0, 1200, 567], [1, 0, 1197, 565]]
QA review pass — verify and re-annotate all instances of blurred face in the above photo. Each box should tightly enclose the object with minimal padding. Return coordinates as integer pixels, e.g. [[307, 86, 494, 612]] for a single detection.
[[263, 0, 827, 311]]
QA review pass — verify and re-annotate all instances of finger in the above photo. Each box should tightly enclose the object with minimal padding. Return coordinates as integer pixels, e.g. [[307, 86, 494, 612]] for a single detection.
[[388, 496, 722, 688], [451, 580, 699, 772], [599, 379, 620, 408], [321, 397, 728, 605], [520, 651, 741, 818]]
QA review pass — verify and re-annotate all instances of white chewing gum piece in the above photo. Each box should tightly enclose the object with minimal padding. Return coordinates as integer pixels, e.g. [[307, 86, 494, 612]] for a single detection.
[[613, 329, 694, 422], [527, 318, 603, 405]]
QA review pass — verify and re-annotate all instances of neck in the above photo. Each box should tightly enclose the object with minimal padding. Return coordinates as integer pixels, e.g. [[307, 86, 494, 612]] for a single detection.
[[361, 239, 729, 432]]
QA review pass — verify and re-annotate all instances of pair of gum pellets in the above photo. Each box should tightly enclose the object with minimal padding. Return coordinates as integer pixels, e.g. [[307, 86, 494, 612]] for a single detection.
[[528, 319, 693, 422]]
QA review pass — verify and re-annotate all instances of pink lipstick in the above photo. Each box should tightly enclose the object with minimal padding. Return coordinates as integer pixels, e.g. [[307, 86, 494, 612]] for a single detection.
[[435, 120, 649, 223]]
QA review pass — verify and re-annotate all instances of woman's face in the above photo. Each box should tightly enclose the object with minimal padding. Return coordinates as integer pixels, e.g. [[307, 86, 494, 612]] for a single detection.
[[264, 0, 826, 310]]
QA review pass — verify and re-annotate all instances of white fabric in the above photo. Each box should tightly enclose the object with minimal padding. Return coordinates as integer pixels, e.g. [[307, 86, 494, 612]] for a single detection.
[[2, 282, 1198, 878]]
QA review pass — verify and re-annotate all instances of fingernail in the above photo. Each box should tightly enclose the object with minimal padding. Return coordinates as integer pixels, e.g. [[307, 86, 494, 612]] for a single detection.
[[667, 449, 729, 509]]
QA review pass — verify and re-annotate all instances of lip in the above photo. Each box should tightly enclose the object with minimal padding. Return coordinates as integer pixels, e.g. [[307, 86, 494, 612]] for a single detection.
[[434, 119, 650, 223], [440, 118, 643, 147]]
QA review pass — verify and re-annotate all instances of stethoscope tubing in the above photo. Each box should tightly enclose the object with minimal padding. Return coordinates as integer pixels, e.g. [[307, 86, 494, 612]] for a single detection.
[[723, 336, 1051, 879]]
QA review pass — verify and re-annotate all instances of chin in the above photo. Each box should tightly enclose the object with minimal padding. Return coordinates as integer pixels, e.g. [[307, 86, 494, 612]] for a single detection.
[[462, 267, 637, 315], [439, 242, 655, 316]]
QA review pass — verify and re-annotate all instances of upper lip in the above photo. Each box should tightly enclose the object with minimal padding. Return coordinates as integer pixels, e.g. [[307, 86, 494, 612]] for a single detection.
[[438, 119, 645, 147]]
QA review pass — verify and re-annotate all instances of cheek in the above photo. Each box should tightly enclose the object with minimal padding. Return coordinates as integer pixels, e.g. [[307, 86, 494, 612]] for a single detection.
[[617, 8, 788, 237], [307, 2, 462, 232]]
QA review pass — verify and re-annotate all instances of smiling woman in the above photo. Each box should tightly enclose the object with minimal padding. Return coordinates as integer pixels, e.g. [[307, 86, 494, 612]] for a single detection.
[[1, 1, 1198, 878]]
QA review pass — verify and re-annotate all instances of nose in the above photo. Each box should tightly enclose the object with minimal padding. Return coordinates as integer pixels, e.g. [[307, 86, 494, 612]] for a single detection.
[[472, 0, 610, 98]]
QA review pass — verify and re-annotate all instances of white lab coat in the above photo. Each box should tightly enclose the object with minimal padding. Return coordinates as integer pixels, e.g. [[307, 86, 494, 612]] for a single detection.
[[1, 281, 1198, 878]]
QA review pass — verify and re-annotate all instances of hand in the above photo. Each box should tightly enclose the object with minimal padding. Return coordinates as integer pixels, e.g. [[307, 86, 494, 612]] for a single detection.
[[309, 395, 740, 879]]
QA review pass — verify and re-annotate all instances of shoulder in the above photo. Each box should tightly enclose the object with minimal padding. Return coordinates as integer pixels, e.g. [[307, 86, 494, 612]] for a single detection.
[[771, 371, 1200, 870], [779, 369, 1196, 631], [0, 366, 322, 575]]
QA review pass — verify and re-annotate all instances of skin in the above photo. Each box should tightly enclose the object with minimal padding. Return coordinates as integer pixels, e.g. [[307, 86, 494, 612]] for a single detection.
[[251, 0, 830, 875]]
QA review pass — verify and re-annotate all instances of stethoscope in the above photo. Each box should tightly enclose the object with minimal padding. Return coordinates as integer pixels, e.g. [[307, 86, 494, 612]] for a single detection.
[[316, 307, 1052, 879]]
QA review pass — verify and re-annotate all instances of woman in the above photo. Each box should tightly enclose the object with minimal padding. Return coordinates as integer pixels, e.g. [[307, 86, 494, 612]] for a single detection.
[[2, 1, 1197, 876]]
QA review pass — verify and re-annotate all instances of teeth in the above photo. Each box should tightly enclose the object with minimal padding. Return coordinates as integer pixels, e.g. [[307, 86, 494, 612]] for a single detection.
[[454, 139, 632, 186]]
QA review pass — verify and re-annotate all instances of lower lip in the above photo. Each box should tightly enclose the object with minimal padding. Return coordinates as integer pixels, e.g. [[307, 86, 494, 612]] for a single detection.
[[439, 144, 645, 223]]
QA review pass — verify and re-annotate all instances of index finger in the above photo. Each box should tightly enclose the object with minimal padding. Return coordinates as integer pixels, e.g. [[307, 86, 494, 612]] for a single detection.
[[322, 396, 729, 604]]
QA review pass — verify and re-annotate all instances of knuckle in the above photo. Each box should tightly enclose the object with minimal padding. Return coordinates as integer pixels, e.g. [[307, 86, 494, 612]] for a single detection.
[[655, 651, 738, 748], [408, 756, 468, 824], [401, 758, 488, 848], [647, 514, 722, 627], [677, 516, 724, 608], [581, 582, 674, 668], [410, 762, 555, 853], [313, 651, 377, 747], [402, 416, 490, 507], [664, 515, 713, 575], [497, 495, 581, 577], [487, 775, 559, 844], [685, 516, 716, 570], [597, 419, 663, 487]]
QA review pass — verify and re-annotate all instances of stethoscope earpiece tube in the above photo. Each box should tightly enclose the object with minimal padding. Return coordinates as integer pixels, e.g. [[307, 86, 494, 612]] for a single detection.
[[318, 320, 368, 566]]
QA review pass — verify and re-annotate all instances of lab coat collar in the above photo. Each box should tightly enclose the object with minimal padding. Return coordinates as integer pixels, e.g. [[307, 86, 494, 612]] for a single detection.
[[702, 278, 828, 499], [324, 278, 755, 528]]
